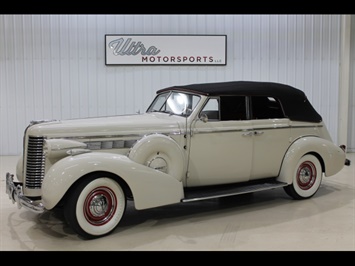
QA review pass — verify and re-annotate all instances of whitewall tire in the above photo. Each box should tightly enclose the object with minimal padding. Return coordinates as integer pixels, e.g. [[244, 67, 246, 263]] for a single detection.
[[284, 154, 323, 200], [64, 173, 126, 239]]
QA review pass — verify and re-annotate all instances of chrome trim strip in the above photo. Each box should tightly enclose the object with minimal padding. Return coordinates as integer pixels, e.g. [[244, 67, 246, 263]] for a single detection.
[[246, 126, 289, 130], [54, 131, 182, 141], [193, 124, 323, 134], [64, 134, 144, 140], [253, 125, 323, 130], [194, 128, 254, 134], [290, 125, 323, 128], [182, 182, 288, 203]]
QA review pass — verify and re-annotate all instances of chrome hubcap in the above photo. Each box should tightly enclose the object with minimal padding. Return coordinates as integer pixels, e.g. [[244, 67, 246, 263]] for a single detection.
[[84, 186, 117, 226], [297, 161, 317, 190]]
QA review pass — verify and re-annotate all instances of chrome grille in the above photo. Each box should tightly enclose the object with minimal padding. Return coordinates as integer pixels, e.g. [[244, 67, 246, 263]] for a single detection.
[[25, 136, 45, 189]]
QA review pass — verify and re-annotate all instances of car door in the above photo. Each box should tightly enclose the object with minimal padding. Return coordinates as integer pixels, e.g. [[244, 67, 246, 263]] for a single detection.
[[249, 96, 291, 180], [187, 96, 253, 187]]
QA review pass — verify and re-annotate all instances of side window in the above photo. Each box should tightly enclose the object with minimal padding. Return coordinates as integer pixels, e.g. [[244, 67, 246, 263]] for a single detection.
[[188, 95, 201, 110], [200, 98, 220, 120], [185, 94, 201, 116], [220, 96, 247, 121], [251, 96, 285, 119]]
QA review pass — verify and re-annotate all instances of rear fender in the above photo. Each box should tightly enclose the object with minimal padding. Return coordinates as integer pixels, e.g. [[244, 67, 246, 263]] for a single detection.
[[42, 152, 184, 210], [277, 136, 346, 184]]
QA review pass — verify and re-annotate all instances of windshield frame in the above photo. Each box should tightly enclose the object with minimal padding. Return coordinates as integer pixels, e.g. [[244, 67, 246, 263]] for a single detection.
[[146, 90, 201, 117]]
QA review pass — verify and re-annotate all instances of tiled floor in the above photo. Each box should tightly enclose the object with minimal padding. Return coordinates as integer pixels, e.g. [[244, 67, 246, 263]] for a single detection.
[[1, 154, 354, 251]]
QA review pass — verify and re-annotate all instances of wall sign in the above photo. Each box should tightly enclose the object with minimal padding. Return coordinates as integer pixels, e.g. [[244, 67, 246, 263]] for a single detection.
[[105, 34, 227, 66]]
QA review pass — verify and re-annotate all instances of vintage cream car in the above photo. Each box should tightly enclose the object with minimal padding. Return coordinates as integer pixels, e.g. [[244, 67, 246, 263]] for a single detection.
[[6, 81, 349, 239]]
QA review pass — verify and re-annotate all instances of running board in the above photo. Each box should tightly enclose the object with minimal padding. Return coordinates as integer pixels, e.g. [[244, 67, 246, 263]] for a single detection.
[[182, 179, 288, 203]]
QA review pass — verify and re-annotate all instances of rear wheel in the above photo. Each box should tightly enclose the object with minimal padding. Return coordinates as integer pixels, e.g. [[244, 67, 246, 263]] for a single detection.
[[64, 173, 126, 239], [284, 154, 323, 200]]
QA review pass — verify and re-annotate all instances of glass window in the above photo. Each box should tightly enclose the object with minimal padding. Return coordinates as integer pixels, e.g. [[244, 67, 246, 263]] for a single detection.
[[220, 96, 247, 121], [148, 92, 170, 112], [251, 96, 285, 119], [147, 91, 200, 117], [200, 98, 220, 120]]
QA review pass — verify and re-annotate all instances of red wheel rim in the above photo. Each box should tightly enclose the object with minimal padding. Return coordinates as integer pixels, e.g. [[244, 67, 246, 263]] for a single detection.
[[83, 186, 117, 226], [296, 161, 317, 190]]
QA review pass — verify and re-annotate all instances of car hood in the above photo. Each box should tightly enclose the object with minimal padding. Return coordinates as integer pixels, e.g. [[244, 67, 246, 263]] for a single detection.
[[25, 113, 183, 138]]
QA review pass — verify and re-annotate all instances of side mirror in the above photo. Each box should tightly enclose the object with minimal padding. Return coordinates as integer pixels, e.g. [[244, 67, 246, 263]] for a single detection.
[[199, 113, 208, 123], [183, 107, 193, 117]]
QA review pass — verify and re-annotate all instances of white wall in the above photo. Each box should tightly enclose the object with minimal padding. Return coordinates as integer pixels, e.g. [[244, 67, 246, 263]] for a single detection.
[[0, 15, 347, 155]]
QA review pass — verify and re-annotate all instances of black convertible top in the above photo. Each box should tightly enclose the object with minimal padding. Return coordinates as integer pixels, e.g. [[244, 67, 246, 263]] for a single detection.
[[158, 81, 322, 123]]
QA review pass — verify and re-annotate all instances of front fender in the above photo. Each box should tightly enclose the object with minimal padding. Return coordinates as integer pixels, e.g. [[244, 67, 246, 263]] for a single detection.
[[277, 136, 346, 184], [42, 152, 184, 210]]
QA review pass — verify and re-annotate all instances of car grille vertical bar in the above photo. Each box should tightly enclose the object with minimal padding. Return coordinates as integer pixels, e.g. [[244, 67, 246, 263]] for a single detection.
[[25, 136, 45, 189]]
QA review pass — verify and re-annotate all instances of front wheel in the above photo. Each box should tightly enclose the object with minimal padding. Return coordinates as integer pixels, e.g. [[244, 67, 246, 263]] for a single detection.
[[284, 154, 323, 200], [63, 173, 126, 239]]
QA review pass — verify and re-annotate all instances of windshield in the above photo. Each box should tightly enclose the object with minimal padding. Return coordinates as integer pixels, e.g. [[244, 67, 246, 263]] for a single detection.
[[147, 91, 201, 117]]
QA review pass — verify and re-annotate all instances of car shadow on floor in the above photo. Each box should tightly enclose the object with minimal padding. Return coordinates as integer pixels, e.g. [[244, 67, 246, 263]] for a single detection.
[[5, 179, 347, 251]]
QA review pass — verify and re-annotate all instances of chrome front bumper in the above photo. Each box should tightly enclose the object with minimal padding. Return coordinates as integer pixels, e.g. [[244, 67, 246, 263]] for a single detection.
[[5, 172, 44, 213]]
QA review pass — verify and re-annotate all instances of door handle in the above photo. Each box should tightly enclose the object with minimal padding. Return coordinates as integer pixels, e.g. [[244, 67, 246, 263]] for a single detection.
[[243, 131, 264, 137], [242, 131, 254, 137]]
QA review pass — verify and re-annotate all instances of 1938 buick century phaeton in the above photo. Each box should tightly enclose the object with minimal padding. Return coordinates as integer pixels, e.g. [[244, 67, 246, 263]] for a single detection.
[[6, 81, 349, 239]]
